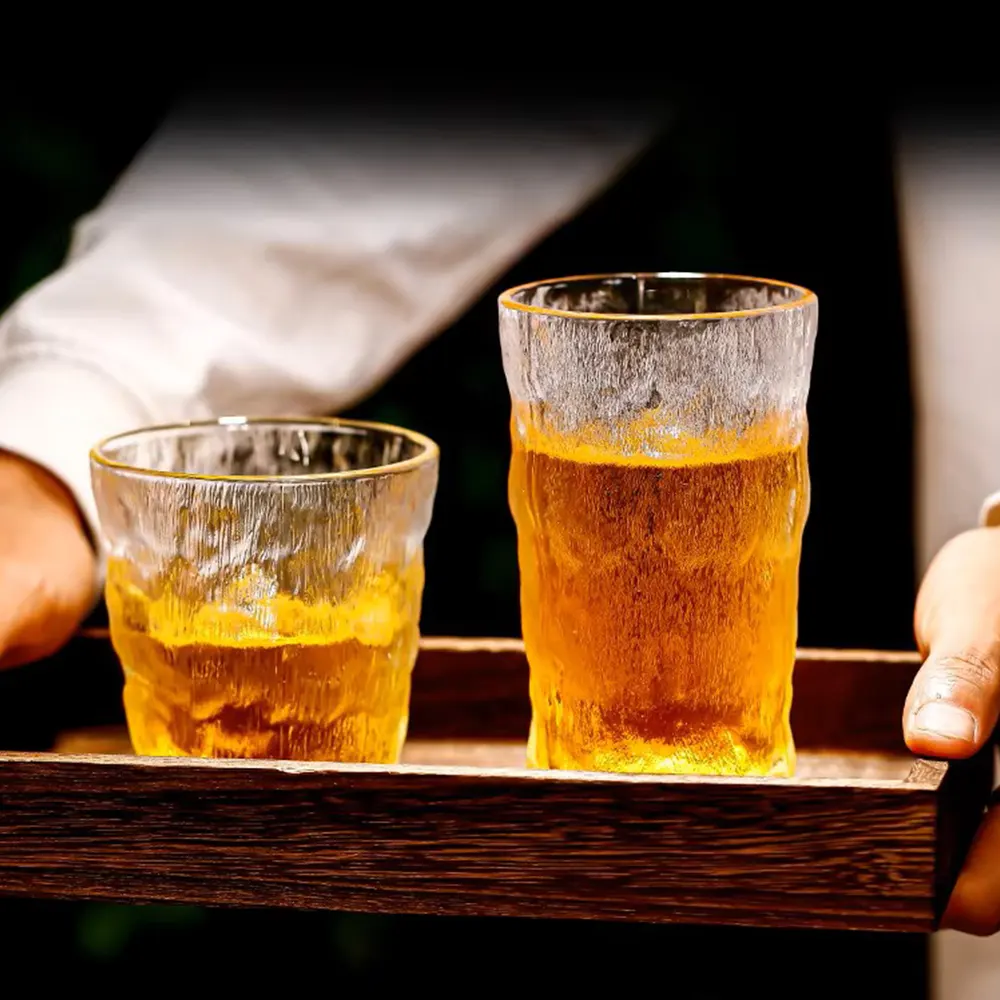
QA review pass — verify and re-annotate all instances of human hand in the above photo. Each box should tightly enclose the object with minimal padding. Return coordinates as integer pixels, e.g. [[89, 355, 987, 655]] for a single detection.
[[0, 451, 96, 668], [906, 527, 1000, 934]]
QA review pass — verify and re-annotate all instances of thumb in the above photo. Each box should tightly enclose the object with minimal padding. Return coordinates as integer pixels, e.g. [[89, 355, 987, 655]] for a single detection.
[[906, 529, 1000, 758], [905, 646, 1000, 757]]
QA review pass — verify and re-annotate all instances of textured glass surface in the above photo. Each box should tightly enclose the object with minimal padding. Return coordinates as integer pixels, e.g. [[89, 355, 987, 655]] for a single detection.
[[499, 273, 818, 777], [91, 418, 439, 762]]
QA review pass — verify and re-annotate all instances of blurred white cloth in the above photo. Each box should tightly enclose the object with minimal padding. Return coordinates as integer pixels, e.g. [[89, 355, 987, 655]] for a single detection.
[[897, 124, 1000, 999], [0, 96, 660, 538], [897, 129, 1000, 573]]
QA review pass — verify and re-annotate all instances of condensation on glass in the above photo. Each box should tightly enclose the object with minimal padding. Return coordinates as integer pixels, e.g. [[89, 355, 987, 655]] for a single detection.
[[499, 273, 818, 776], [91, 418, 439, 762]]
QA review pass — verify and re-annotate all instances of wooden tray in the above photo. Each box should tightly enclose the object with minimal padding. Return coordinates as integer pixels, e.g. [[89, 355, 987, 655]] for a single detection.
[[0, 632, 991, 933]]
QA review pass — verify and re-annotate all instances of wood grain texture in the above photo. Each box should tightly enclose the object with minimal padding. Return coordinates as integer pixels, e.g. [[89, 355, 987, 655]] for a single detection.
[[0, 748, 949, 931], [0, 634, 990, 932], [409, 640, 926, 748], [411, 644, 939, 774]]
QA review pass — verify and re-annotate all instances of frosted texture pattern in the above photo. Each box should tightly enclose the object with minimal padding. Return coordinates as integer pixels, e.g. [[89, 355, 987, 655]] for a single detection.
[[91, 418, 438, 762], [499, 273, 818, 776]]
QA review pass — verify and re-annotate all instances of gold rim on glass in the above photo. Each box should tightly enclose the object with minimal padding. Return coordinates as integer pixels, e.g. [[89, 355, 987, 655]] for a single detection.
[[90, 416, 440, 484], [499, 272, 817, 322]]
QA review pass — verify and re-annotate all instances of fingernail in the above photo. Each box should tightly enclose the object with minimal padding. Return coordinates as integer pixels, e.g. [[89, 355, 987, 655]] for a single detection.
[[913, 702, 978, 743]]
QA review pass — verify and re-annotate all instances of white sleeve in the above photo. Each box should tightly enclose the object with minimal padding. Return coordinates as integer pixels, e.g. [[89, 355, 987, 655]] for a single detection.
[[0, 96, 662, 539], [896, 119, 1000, 566]]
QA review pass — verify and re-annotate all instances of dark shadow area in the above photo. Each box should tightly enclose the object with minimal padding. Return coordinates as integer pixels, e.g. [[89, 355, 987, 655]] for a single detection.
[[0, 899, 927, 997], [347, 94, 916, 649], [0, 87, 926, 991]]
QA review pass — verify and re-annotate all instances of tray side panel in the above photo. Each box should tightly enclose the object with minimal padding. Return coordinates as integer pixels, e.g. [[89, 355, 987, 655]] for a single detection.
[[932, 748, 996, 920], [410, 641, 922, 752], [410, 639, 530, 741], [2, 633, 920, 753], [0, 754, 938, 932]]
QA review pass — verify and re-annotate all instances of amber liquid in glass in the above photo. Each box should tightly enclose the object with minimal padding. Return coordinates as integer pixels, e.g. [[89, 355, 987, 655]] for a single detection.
[[509, 416, 808, 776], [106, 560, 422, 761]]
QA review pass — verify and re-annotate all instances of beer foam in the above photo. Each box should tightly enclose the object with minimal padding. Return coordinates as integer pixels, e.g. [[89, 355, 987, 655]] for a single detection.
[[511, 403, 807, 468]]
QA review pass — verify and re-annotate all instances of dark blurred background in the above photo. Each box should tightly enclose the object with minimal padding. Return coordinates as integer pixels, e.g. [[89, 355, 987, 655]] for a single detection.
[[0, 87, 925, 993]]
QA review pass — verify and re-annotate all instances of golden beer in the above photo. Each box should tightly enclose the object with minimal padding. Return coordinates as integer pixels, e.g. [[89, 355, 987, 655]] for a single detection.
[[509, 417, 808, 777], [106, 558, 422, 760], [91, 418, 439, 764], [499, 273, 818, 777]]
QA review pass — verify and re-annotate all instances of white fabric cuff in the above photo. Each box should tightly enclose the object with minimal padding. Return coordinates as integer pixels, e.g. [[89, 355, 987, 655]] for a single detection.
[[0, 356, 150, 548]]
